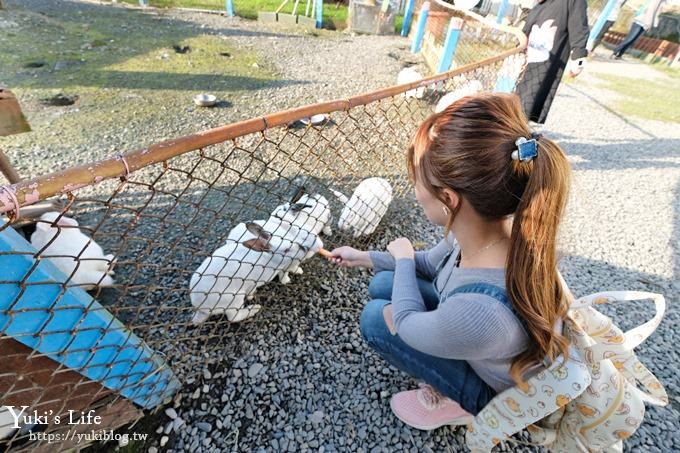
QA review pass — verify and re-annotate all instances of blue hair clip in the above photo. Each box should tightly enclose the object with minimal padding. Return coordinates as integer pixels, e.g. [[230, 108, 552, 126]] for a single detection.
[[511, 136, 538, 162]]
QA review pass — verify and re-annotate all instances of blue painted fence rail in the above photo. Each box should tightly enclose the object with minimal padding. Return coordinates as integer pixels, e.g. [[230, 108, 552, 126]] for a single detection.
[[401, 0, 416, 37], [437, 17, 464, 73], [0, 224, 180, 409], [411, 1, 430, 54]]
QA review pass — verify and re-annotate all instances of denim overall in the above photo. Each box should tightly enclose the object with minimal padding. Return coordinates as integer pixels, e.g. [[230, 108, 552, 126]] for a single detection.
[[360, 246, 521, 414]]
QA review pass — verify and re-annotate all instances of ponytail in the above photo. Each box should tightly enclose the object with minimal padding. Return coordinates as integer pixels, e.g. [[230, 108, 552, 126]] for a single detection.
[[507, 137, 571, 383]]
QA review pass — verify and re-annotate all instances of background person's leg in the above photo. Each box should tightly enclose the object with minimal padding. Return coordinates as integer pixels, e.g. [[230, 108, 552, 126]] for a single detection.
[[359, 299, 495, 414], [613, 23, 645, 57]]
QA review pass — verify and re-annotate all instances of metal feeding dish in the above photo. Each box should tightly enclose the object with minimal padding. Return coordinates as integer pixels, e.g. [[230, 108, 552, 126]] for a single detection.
[[193, 94, 217, 107], [300, 114, 327, 126]]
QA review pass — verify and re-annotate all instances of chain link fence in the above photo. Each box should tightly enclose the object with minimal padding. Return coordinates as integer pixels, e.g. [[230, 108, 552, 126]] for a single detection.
[[0, 3, 526, 450]]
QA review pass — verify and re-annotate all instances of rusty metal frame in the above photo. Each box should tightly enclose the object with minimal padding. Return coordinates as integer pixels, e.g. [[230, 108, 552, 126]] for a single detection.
[[0, 15, 526, 216]]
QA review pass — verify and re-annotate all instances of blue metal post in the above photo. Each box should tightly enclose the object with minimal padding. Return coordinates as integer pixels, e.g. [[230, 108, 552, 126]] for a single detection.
[[437, 17, 464, 73], [138, 0, 147, 6], [587, 0, 618, 50], [226, 0, 234, 16], [401, 0, 416, 37], [495, 0, 509, 24], [410, 1, 430, 54], [316, 0, 323, 28]]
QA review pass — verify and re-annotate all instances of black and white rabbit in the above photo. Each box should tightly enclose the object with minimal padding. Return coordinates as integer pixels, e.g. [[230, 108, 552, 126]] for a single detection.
[[270, 193, 332, 237], [189, 222, 321, 324]]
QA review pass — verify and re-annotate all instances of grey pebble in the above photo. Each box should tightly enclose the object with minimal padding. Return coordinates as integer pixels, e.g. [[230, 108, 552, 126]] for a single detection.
[[248, 363, 264, 378]]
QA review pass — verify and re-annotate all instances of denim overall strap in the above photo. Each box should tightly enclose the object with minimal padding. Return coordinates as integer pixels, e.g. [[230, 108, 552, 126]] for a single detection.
[[444, 283, 529, 335], [431, 246, 458, 296], [435, 246, 456, 274]]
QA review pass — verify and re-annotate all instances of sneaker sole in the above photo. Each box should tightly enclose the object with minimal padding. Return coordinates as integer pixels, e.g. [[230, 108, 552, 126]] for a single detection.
[[389, 398, 474, 431]]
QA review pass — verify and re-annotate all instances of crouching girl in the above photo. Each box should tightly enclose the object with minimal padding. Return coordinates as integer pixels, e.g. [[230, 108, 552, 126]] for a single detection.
[[329, 93, 572, 429]]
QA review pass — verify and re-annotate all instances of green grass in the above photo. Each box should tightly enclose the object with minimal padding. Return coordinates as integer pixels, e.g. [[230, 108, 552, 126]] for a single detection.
[[591, 69, 680, 123], [116, 0, 350, 30], [0, 4, 278, 149], [115, 0, 406, 33]]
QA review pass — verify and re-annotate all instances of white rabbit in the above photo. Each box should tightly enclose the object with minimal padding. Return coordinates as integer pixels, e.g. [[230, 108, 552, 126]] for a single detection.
[[226, 217, 319, 283], [30, 212, 115, 290], [270, 193, 332, 236], [331, 177, 393, 238], [435, 80, 483, 113], [397, 67, 426, 99], [190, 222, 321, 324]]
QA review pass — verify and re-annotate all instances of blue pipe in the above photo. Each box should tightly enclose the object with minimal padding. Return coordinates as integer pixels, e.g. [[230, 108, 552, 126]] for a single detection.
[[401, 0, 416, 37], [587, 0, 618, 50], [437, 18, 464, 73], [410, 2, 430, 54], [316, 0, 323, 28]]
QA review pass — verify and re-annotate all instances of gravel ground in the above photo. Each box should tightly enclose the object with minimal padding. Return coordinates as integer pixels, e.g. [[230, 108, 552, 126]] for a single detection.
[[2, 2, 679, 453], [0, 0, 427, 179]]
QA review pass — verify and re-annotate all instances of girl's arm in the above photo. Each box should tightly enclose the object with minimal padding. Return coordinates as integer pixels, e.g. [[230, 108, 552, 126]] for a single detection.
[[369, 236, 453, 279], [390, 259, 527, 360]]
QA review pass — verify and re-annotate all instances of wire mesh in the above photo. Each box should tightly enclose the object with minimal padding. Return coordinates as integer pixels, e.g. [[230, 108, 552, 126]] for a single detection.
[[0, 5, 526, 450], [411, 0, 522, 72]]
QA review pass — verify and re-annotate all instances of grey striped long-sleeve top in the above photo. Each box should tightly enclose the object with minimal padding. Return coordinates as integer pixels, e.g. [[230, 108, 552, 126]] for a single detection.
[[369, 237, 529, 392]]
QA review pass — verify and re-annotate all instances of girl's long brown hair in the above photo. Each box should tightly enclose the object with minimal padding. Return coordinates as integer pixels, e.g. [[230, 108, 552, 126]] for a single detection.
[[407, 93, 571, 383]]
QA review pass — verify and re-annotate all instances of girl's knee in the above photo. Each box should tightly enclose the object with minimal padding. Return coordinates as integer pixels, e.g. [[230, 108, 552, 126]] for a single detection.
[[368, 271, 394, 300], [360, 299, 392, 343]]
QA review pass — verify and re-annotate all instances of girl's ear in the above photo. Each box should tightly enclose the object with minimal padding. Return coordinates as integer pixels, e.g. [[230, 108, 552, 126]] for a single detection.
[[440, 188, 460, 211]]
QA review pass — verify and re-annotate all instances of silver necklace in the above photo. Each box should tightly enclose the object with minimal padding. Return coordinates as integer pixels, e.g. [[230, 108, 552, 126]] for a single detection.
[[459, 237, 507, 263]]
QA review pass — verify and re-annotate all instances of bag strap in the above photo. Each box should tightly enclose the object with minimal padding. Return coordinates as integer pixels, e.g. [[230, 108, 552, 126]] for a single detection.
[[569, 291, 665, 359], [558, 273, 668, 407], [622, 355, 669, 406]]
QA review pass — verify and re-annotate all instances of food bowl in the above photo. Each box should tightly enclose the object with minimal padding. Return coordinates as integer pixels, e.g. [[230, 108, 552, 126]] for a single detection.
[[300, 114, 327, 126], [193, 94, 217, 107]]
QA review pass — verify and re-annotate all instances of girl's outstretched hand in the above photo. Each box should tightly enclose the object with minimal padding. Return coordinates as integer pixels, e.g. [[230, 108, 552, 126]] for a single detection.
[[387, 238, 415, 260], [328, 246, 373, 269]]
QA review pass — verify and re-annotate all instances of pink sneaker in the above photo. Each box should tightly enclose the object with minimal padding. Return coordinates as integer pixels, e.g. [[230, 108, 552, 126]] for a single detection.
[[390, 383, 474, 430]]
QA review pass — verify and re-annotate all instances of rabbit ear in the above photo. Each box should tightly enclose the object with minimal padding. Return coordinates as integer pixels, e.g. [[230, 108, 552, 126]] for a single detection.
[[35, 214, 78, 230], [245, 222, 271, 241], [289, 186, 306, 203], [243, 238, 272, 252], [291, 203, 313, 212], [56, 216, 79, 227], [36, 219, 52, 231]]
